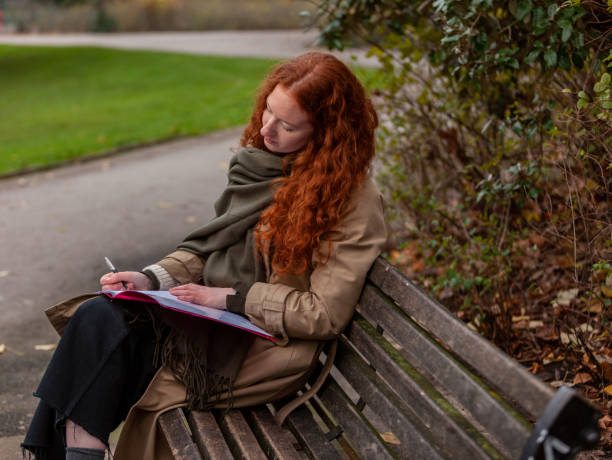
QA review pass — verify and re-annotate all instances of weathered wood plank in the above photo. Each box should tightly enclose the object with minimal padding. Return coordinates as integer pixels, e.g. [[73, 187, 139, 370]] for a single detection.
[[359, 285, 529, 458], [367, 257, 554, 420], [347, 316, 502, 459], [187, 410, 233, 460], [334, 338, 448, 460], [243, 406, 303, 459], [283, 403, 344, 460], [306, 395, 361, 460], [217, 410, 267, 460], [315, 374, 396, 459], [158, 408, 202, 460]]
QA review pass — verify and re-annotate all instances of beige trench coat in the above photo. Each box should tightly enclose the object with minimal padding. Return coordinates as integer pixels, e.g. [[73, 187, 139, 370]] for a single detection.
[[44, 179, 387, 459]]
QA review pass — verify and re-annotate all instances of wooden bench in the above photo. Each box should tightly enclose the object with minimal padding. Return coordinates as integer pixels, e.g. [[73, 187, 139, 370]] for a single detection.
[[159, 257, 601, 459]]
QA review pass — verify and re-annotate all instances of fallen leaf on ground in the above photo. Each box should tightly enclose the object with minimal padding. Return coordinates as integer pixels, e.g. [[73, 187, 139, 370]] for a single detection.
[[0, 270, 9, 278], [561, 332, 575, 345], [543, 352, 565, 365], [535, 326, 559, 341], [0, 344, 5, 354], [573, 372, 592, 384], [601, 362, 612, 382], [587, 300, 603, 313], [389, 250, 401, 264], [512, 315, 530, 322], [529, 362, 542, 374], [158, 201, 174, 209], [555, 288, 579, 307], [550, 380, 571, 388], [602, 275, 612, 297], [599, 415, 612, 429], [34, 344, 57, 351], [556, 255, 575, 268], [603, 385, 612, 396], [380, 432, 401, 445], [4, 346, 24, 356]]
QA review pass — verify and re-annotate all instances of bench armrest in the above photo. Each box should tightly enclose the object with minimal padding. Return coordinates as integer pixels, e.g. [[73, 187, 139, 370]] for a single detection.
[[520, 385, 601, 460]]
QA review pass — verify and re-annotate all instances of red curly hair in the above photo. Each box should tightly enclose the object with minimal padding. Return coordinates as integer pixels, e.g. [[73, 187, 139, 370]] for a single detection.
[[241, 52, 378, 275]]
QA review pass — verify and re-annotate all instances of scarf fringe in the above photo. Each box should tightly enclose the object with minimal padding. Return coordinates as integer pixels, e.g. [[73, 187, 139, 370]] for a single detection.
[[153, 318, 236, 411]]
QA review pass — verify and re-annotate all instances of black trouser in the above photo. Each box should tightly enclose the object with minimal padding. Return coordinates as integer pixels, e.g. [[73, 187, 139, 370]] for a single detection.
[[22, 296, 159, 460]]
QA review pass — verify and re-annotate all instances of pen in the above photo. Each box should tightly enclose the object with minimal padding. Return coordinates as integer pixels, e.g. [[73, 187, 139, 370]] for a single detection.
[[104, 256, 129, 290]]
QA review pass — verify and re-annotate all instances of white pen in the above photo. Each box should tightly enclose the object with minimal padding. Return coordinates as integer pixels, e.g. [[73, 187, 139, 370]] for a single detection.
[[104, 256, 129, 290]]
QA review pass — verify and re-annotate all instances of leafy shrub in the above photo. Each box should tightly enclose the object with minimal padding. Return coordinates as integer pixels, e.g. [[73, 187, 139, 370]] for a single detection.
[[307, 0, 612, 412]]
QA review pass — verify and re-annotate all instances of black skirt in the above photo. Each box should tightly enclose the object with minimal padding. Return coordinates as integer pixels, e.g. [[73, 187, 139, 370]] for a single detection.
[[22, 296, 160, 460]]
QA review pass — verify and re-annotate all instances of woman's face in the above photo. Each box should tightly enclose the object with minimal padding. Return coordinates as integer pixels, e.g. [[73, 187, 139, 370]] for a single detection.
[[260, 85, 313, 154]]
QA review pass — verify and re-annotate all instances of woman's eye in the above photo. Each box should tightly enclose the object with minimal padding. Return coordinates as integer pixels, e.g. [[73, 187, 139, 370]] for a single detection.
[[283, 126, 295, 132]]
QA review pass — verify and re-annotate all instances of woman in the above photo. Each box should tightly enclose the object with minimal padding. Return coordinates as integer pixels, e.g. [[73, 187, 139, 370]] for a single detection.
[[23, 52, 387, 460]]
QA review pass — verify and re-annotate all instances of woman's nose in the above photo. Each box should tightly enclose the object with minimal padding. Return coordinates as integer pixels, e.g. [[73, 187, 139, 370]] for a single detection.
[[260, 117, 274, 137]]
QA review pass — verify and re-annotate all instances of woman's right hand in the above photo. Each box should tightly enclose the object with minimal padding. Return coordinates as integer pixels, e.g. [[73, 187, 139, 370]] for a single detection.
[[100, 271, 153, 291]]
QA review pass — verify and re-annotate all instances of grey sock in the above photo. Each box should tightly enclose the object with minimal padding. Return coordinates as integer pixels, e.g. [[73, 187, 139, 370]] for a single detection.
[[65, 446, 106, 460]]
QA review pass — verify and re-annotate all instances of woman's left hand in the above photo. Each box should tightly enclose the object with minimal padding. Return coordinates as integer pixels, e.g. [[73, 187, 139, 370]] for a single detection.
[[169, 284, 235, 309]]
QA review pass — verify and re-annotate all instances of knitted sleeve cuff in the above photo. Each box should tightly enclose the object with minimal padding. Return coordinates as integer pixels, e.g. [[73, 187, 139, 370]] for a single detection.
[[141, 264, 181, 290]]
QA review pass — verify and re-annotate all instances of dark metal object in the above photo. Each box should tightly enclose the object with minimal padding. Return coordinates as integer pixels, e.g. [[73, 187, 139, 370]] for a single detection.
[[284, 404, 343, 459], [316, 377, 394, 459], [325, 425, 344, 441], [335, 338, 447, 460], [520, 386, 601, 460]]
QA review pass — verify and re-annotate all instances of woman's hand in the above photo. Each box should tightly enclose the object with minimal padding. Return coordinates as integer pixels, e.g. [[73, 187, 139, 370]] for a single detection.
[[100, 271, 152, 291], [169, 284, 235, 310]]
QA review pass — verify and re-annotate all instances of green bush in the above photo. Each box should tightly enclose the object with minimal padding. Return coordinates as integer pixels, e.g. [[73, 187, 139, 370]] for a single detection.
[[307, 0, 612, 394]]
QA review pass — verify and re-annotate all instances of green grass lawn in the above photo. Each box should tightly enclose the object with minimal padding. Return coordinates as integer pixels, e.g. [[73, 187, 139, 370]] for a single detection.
[[0, 45, 279, 175]]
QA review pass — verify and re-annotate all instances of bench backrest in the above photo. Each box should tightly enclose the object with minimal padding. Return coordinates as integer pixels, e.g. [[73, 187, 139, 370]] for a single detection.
[[160, 257, 600, 460], [304, 257, 593, 459]]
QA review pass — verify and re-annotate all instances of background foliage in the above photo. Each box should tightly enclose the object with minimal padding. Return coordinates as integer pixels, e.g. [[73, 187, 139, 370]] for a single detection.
[[2, 0, 313, 32], [308, 0, 612, 445]]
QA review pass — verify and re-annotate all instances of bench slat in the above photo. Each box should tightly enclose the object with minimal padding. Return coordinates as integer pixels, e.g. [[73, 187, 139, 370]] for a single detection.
[[283, 403, 344, 459], [158, 408, 202, 460], [347, 316, 500, 460], [217, 410, 268, 460], [335, 338, 448, 460], [368, 258, 553, 419], [316, 374, 395, 459], [187, 410, 233, 460], [359, 285, 529, 458], [243, 406, 304, 459]]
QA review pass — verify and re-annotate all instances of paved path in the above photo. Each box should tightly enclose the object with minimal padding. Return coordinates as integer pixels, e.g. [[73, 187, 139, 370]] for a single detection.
[[0, 130, 241, 455], [0, 30, 377, 66]]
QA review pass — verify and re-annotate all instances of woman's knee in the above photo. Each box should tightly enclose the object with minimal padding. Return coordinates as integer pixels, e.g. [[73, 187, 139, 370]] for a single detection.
[[72, 296, 123, 326]]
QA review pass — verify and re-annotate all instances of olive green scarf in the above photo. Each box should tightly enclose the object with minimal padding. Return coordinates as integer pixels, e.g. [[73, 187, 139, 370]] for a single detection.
[[157, 147, 286, 410], [179, 146, 285, 295]]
